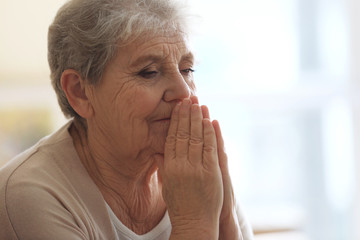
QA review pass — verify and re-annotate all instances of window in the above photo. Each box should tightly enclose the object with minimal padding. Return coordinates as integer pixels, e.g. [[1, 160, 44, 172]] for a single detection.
[[191, 0, 356, 239]]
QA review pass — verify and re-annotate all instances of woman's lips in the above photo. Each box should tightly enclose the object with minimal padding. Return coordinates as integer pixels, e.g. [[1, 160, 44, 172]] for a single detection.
[[155, 117, 171, 122]]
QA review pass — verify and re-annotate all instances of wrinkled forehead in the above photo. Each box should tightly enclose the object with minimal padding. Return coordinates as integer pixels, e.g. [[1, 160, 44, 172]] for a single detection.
[[118, 32, 194, 67]]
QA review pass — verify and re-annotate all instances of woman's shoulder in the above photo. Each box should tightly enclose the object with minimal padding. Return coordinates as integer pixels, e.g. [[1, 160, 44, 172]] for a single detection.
[[0, 120, 114, 240], [0, 121, 80, 212], [0, 120, 74, 185]]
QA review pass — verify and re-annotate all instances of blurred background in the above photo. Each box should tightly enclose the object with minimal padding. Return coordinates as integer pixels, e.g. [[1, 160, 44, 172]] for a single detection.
[[0, 0, 359, 239]]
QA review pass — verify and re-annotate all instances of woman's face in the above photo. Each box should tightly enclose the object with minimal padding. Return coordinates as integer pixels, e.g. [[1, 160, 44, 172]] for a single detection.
[[86, 33, 195, 159]]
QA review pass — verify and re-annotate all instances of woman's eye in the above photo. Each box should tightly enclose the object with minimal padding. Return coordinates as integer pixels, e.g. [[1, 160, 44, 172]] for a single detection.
[[138, 70, 158, 79], [180, 68, 195, 76]]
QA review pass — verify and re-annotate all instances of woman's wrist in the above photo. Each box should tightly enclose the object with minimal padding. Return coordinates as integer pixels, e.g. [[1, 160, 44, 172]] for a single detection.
[[170, 218, 219, 240], [219, 212, 242, 240]]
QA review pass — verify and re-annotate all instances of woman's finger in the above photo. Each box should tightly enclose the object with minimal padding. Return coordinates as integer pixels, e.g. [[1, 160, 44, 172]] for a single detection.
[[164, 102, 181, 161], [213, 120, 236, 223], [201, 105, 210, 120], [212, 120, 231, 192], [189, 104, 203, 164], [202, 118, 217, 169], [190, 95, 199, 105], [212, 120, 228, 171], [175, 99, 191, 159]]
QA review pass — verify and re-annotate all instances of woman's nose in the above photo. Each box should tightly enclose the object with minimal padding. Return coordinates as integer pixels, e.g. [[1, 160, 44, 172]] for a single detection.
[[163, 72, 192, 102]]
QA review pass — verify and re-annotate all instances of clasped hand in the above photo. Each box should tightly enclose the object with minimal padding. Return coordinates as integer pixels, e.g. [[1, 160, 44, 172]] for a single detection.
[[157, 97, 243, 240]]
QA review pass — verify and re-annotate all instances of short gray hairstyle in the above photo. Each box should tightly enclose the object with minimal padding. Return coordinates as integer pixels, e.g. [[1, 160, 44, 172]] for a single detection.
[[48, 0, 191, 119]]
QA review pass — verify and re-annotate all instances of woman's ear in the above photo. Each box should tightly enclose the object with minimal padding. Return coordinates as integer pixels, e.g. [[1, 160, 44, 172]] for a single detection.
[[60, 69, 94, 119]]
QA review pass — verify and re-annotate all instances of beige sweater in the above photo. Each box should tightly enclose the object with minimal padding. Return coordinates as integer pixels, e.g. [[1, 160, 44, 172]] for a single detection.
[[0, 121, 253, 240]]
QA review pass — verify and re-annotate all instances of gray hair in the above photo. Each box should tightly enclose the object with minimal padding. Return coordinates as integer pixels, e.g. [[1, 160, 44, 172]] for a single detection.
[[48, 0, 191, 119]]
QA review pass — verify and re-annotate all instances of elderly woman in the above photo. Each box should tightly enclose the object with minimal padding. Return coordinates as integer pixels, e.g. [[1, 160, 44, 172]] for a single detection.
[[0, 0, 253, 239]]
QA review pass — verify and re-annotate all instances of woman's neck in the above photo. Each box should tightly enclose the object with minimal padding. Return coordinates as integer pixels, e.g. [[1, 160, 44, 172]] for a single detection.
[[69, 120, 166, 235]]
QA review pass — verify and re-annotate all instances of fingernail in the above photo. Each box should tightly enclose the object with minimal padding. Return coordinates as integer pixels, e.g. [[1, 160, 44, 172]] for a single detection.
[[191, 104, 200, 112], [183, 98, 191, 106], [173, 102, 181, 112], [190, 95, 199, 104]]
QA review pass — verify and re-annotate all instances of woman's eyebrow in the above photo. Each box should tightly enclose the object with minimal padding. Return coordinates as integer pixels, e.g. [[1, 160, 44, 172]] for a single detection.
[[130, 52, 194, 68], [130, 54, 164, 68], [180, 52, 195, 63]]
